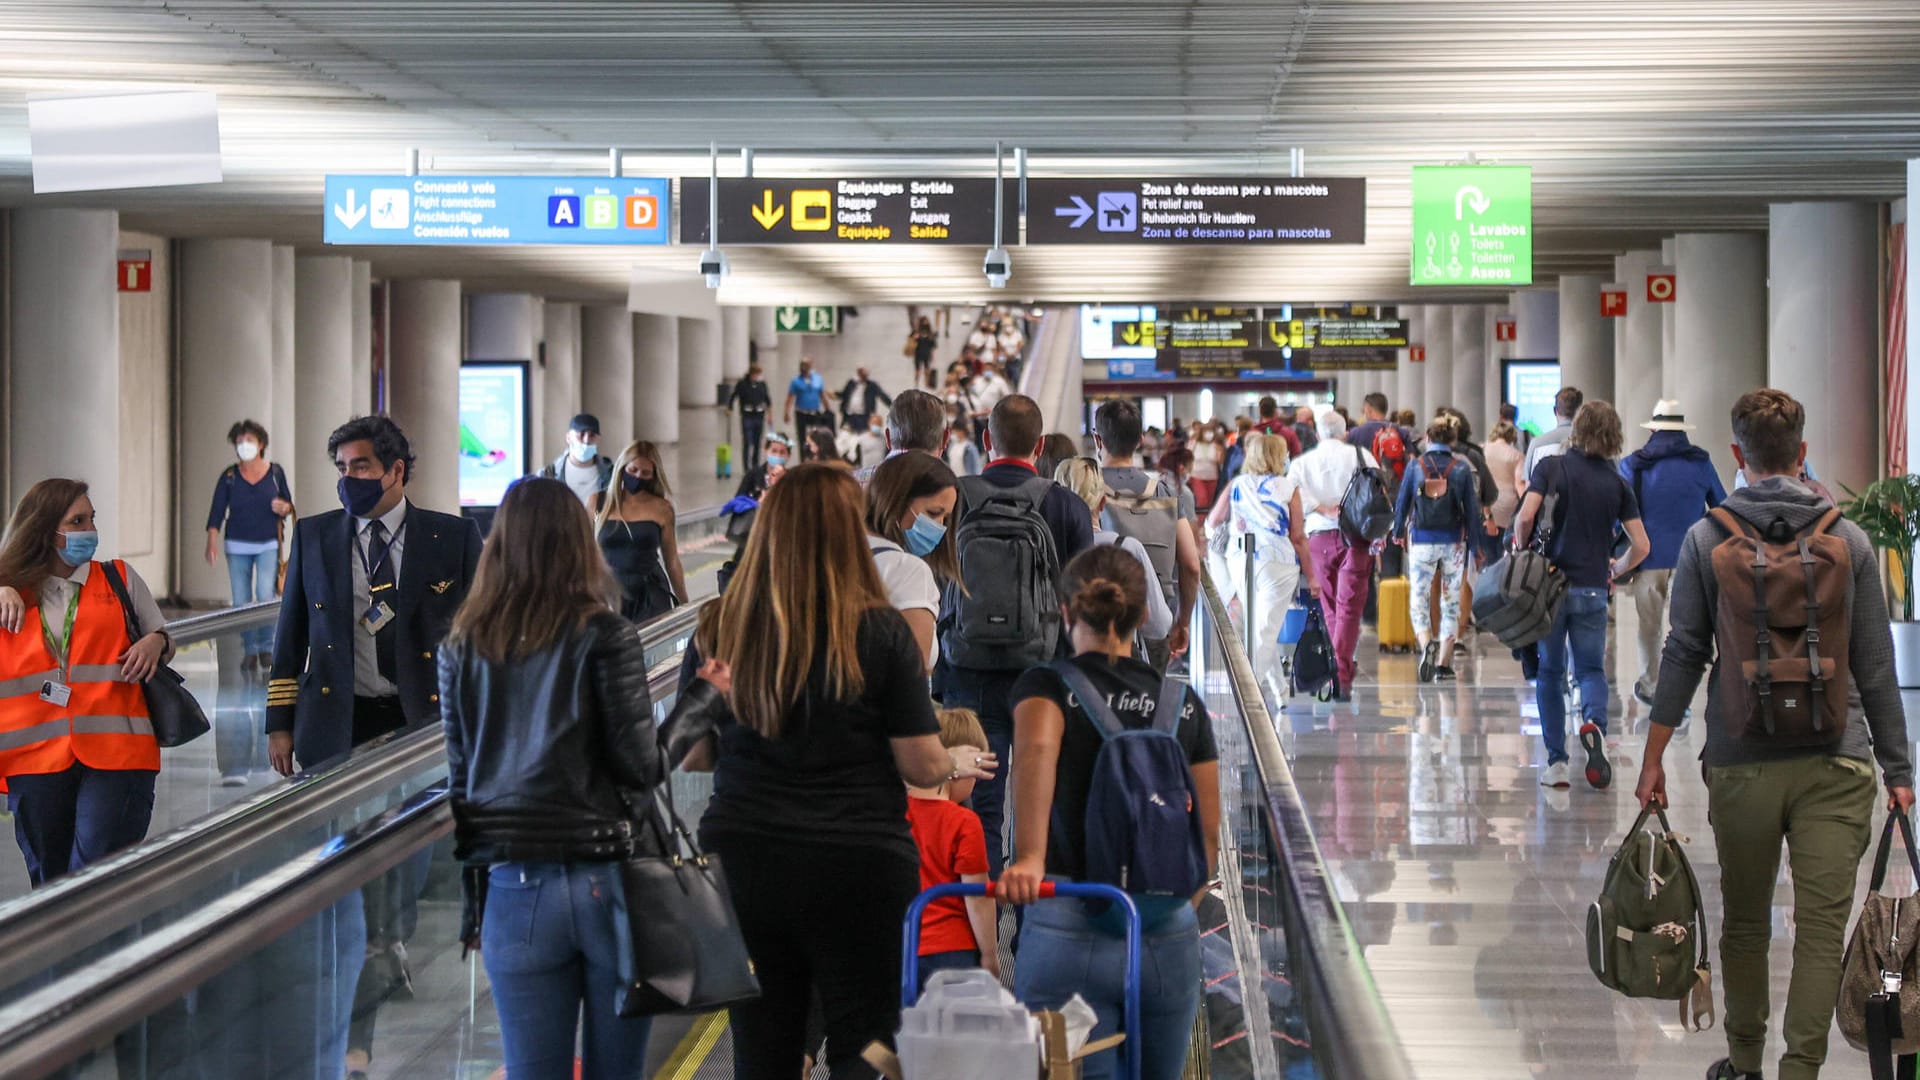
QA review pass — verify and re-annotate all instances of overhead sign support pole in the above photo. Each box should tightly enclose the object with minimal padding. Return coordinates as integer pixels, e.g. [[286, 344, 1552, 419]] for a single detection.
[[740, 147, 754, 179], [700, 142, 728, 288], [405, 148, 420, 177], [608, 148, 622, 178], [1014, 147, 1028, 236], [985, 142, 1010, 287]]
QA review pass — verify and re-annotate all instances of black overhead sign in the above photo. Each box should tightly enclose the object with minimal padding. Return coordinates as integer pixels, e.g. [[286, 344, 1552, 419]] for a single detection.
[[1026, 178, 1366, 245], [680, 177, 1013, 245]]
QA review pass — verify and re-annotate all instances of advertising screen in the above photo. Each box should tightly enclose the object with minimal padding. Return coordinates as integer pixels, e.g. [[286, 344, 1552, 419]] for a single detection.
[[458, 362, 528, 507], [1503, 360, 1561, 440]]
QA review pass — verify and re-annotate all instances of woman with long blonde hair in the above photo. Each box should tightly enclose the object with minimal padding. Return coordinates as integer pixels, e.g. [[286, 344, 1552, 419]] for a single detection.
[[681, 463, 995, 1080], [594, 440, 687, 624], [1206, 433, 1316, 696]]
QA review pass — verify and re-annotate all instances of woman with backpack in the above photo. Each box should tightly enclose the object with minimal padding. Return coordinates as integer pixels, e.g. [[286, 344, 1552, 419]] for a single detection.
[[1392, 415, 1482, 684], [1002, 544, 1220, 1080], [1205, 432, 1317, 697]]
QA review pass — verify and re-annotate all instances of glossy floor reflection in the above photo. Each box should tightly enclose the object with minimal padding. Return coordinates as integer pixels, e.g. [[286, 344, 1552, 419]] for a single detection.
[[1271, 599, 1917, 1080]]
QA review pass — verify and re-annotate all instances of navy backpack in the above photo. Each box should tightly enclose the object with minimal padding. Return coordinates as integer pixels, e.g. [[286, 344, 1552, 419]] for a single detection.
[[1051, 663, 1209, 928]]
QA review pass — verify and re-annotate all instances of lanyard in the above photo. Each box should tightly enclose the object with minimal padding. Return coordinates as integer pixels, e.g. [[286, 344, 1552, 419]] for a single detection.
[[39, 586, 82, 679]]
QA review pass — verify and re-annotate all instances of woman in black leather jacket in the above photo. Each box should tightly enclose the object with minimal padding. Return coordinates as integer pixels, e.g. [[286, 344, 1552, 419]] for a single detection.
[[439, 477, 723, 1078]]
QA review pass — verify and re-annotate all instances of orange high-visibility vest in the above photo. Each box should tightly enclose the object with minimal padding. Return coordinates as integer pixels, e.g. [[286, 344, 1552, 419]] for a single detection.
[[0, 560, 158, 791]]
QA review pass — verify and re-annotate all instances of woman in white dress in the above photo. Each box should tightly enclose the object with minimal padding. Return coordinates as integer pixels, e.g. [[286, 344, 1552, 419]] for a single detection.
[[1206, 433, 1316, 693]]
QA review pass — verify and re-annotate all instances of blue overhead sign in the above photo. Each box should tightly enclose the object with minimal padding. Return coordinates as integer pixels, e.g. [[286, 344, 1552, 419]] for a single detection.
[[323, 175, 671, 245]]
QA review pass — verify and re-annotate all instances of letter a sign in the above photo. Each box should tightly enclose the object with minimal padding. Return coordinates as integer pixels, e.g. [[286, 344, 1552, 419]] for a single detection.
[[1647, 267, 1677, 304], [1600, 283, 1628, 318]]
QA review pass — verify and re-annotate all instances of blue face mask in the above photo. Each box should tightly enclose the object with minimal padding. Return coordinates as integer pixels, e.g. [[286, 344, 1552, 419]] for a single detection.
[[338, 474, 389, 518], [904, 513, 947, 557], [58, 530, 99, 568], [571, 440, 598, 464]]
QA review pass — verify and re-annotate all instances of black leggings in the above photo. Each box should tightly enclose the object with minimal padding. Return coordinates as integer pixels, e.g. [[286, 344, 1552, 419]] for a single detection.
[[711, 835, 919, 1080]]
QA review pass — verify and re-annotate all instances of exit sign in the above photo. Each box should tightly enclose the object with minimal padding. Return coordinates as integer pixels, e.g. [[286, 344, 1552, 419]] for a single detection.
[[1410, 165, 1533, 287], [117, 249, 152, 292], [774, 305, 838, 335]]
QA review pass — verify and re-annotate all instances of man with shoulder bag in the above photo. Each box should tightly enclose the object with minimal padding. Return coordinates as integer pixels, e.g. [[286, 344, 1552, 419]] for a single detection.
[[1289, 409, 1385, 700], [1637, 389, 1914, 1080]]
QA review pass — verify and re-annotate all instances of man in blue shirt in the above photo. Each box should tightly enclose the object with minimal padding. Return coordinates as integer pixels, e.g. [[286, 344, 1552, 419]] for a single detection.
[[1618, 399, 1726, 707], [783, 356, 835, 442]]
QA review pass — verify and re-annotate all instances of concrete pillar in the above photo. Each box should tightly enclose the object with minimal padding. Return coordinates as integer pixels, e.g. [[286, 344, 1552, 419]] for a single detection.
[[720, 307, 751, 380], [293, 255, 355, 507], [1396, 308, 1425, 415], [633, 313, 682, 444], [679, 316, 726, 456], [469, 293, 543, 467], [581, 304, 636, 449], [1675, 233, 1768, 486], [387, 279, 462, 513], [7, 210, 121, 548], [1557, 276, 1614, 404], [1483, 303, 1508, 433], [350, 261, 373, 416], [178, 238, 275, 602], [1421, 306, 1454, 417], [1769, 202, 1878, 497], [1614, 251, 1665, 444], [1451, 305, 1488, 434], [1661, 237, 1679, 400], [270, 246, 298, 500], [1509, 288, 1559, 361], [542, 302, 580, 462]]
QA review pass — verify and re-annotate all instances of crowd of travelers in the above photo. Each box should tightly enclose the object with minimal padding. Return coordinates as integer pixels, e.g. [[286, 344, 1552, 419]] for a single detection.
[[0, 295, 1907, 1080]]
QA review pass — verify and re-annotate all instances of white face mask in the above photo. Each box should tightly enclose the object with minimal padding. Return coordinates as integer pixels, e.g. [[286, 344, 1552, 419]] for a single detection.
[[235, 441, 260, 462]]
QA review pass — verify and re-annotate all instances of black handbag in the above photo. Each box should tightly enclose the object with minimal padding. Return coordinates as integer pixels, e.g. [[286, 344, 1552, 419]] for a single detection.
[[614, 785, 760, 1017], [100, 563, 211, 748]]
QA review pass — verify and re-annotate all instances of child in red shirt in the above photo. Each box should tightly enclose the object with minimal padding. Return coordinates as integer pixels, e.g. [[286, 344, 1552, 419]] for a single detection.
[[907, 708, 999, 990]]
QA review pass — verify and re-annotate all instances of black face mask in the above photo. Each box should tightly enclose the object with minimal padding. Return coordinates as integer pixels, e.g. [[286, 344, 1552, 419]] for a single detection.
[[623, 472, 659, 495]]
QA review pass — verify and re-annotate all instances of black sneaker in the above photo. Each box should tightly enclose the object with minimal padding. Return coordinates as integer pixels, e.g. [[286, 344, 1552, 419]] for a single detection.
[[1580, 723, 1612, 789], [1705, 1060, 1761, 1080], [1434, 665, 1457, 682], [1418, 641, 1438, 683]]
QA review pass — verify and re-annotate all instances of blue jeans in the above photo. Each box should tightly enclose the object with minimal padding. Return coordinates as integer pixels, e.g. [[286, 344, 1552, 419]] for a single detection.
[[482, 862, 652, 1080], [1537, 587, 1611, 765], [1014, 898, 1201, 1080], [226, 543, 278, 655], [8, 762, 156, 887], [938, 667, 1018, 876]]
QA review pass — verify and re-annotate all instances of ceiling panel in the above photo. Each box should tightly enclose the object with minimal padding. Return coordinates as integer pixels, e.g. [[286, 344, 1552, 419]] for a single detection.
[[0, 0, 1916, 302]]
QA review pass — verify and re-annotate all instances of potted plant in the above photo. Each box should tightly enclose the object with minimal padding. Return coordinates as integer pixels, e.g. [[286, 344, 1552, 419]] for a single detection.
[[1841, 475, 1920, 688]]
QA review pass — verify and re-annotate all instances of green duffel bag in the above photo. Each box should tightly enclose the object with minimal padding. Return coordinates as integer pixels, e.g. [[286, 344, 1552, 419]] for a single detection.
[[1586, 803, 1716, 1031]]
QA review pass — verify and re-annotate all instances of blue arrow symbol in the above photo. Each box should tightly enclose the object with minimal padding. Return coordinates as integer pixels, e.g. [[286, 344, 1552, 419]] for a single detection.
[[1054, 195, 1092, 229]]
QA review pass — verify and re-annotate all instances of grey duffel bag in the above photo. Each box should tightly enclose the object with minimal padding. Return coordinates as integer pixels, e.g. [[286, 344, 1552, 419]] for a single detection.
[[1472, 549, 1567, 649]]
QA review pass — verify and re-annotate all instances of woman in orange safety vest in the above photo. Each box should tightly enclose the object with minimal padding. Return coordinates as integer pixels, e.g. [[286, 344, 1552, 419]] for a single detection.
[[0, 479, 173, 887]]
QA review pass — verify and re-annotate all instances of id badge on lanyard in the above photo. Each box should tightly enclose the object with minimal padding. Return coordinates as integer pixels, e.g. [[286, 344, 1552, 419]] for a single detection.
[[39, 588, 81, 706]]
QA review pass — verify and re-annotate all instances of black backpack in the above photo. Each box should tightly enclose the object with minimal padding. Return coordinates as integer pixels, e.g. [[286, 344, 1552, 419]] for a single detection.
[[941, 475, 1062, 670], [1412, 456, 1464, 532], [1338, 445, 1394, 543]]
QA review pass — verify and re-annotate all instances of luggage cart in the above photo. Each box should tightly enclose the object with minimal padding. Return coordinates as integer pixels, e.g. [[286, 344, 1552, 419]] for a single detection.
[[901, 881, 1143, 1080]]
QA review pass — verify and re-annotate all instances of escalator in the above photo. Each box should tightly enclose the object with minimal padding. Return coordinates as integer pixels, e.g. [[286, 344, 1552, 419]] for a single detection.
[[0, 556, 1411, 1079]]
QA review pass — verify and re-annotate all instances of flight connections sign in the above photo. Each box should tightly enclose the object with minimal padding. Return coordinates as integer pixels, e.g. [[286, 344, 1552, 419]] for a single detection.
[[1410, 165, 1532, 285], [322, 175, 671, 245]]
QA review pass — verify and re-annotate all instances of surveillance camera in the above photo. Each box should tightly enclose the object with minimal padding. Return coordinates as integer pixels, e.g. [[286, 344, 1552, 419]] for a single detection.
[[983, 247, 1011, 289], [699, 247, 729, 289]]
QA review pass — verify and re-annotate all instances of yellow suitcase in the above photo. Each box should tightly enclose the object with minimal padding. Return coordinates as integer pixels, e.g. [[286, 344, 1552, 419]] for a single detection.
[[1378, 575, 1415, 654]]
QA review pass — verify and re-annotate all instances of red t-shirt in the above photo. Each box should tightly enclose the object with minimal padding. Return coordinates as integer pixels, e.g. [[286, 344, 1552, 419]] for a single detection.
[[907, 796, 990, 955]]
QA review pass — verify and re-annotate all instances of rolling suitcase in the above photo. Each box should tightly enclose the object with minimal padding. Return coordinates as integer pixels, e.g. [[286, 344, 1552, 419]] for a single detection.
[[1378, 574, 1415, 654]]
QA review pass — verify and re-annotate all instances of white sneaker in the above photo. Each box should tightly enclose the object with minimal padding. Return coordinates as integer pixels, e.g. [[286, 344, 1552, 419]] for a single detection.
[[1540, 761, 1571, 788]]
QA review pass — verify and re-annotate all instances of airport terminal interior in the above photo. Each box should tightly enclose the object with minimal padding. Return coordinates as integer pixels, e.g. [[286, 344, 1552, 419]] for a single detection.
[[6, 3, 1920, 1079]]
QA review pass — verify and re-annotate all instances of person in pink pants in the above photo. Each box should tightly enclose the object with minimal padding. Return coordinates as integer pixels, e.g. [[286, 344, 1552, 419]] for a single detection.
[[1289, 410, 1380, 700]]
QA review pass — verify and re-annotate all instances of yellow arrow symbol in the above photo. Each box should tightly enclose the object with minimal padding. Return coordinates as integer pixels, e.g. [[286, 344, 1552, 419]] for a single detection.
[[750, 189, 785, 231], [1120, 324, 1141, 345]]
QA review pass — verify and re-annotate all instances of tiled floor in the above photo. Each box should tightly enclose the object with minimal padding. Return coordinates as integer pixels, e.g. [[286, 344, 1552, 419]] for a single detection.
[[1277, 598, 1917, 1080]]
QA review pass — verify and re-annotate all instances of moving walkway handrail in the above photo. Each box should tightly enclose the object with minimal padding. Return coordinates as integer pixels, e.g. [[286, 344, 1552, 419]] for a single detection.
[[0, 591, 712, 995], [0, 655, 694, 1080], [1197, 568, 1414, 1080]]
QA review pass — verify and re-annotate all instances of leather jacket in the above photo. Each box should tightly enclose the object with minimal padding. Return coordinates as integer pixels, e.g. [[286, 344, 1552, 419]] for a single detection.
[[439, 609, 663, 866]]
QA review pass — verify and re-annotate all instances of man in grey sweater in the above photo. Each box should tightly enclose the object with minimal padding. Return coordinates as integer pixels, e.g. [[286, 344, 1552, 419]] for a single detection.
[[1637, 389, 1913, 1080]]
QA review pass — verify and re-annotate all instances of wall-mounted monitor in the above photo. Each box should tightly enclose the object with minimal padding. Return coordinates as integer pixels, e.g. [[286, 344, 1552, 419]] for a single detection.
[[458, 362, 529, 508]]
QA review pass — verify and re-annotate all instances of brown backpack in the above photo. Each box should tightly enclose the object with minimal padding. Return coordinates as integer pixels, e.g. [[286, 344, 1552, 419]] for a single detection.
[[1707, 506, 1851, 748]]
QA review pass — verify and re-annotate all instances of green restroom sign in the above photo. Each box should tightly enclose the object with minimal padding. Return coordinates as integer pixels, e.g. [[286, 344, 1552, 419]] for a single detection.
[[775, 305, 838, 334], [1410, 165, 1533, 286]]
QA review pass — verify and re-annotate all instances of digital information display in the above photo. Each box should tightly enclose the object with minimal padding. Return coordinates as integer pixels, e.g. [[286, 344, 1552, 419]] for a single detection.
[[1104, 304, 1404, 377], [1410, 165, 1533, 286], [1503, 360, 1561, 440], [680, 177, 1012, 245], [1027, 178, 1366, 245], [458, 363, 529, 507], [324, 175, 670, 246]]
